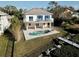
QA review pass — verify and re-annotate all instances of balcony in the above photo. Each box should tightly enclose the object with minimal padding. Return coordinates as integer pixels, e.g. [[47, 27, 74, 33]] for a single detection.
[[23, 18, 54, 23], [36, 18, 54, 22]]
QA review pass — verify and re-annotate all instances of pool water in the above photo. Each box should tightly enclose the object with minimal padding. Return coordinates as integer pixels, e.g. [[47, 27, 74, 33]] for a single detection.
[[29, 30, 50, 36]]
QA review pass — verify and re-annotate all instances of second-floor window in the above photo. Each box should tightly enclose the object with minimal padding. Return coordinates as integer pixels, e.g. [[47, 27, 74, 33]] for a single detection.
[[37, 15, 43, 21], [29, 16, 33, 21], [45, 15, 50, 21]]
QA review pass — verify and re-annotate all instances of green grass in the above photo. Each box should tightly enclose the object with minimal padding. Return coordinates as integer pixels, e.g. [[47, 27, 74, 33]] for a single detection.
[[52, 44, 79, 57], [14, 31, 64, 57], [0, 35, 8, 56], [73, 34, 79, 42]]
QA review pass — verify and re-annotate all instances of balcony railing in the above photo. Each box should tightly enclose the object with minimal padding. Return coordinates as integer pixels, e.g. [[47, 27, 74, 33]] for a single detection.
[[23, 18, 54, 23], [36, 19, 51, 21]]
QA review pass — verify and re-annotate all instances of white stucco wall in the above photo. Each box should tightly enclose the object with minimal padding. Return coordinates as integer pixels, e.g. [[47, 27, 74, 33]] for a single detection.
[[2, 16, 10, 29], [50, 15, 54, 22], [0, 24, 3, 35], [0, 15, 11, 35], [23, 15, 37, 22], [72, 14, 79, 18]]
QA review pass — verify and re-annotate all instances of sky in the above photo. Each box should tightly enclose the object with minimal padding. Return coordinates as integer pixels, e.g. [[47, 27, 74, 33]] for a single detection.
[[0, 1, 79, 10]]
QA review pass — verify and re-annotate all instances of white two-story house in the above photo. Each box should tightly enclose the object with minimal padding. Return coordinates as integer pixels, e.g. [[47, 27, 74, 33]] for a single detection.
[[0, 11, 11, 35], [23, 8, 54, 30]]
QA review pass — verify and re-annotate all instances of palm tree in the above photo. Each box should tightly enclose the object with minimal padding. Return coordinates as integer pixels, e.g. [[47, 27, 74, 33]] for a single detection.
[[9, 16, 22, 41], [14, 9, 23, 20], [48, 1, 58, 9], [4, 5, 18, 15]]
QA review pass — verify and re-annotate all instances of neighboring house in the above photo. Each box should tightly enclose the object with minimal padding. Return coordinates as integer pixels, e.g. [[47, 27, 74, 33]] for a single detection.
[[72, 13, 79, 18], [59, 9, 73, 19], [23, 8, 54, 30], [0, 11, 11, 35]]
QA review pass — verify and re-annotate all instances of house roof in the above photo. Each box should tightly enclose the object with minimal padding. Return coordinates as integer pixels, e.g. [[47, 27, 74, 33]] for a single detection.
[[0, 11, 8, 15], [69, 24, 79, 29], [0, 11, 12, 20], [24, 8, 53, 15]]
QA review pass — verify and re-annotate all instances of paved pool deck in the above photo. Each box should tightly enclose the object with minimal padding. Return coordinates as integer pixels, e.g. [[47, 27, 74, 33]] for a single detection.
[[23, 28, 60, 40]]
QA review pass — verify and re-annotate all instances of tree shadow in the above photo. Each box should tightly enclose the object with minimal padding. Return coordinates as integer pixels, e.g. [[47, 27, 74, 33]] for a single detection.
[[4, 29, 16, 57]]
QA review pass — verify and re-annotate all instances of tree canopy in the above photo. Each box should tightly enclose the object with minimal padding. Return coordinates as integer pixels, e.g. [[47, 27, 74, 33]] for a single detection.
[[47, 1, 75, 26], [0, 5, 23, 20]]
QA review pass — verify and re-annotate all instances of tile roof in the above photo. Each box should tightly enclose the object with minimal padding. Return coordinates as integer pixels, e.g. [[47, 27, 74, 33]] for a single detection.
[[24, 8, 53, 15]]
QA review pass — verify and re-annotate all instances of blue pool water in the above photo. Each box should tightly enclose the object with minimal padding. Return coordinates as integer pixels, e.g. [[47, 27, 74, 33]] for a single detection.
[[29, 30, 50, 36]]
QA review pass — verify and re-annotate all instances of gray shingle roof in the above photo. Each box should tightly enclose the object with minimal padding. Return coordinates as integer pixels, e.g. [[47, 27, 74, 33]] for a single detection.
[[24, 8, 52, 15]]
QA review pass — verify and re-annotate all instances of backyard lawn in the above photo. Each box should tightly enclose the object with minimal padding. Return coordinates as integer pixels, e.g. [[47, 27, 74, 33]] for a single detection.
[[0, 35, 8, 56], [14, 30, 65, 57]]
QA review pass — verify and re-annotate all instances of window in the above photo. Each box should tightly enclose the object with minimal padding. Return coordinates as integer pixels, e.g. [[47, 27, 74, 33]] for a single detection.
[[45, 15, 50, 21], [37, 15, 43, 21], [48, 23, 50, 25], [36, 23, 39, 26], [29, 16, 33, 21], [43, 23, 45, 25], [29, 23, 31, 26]]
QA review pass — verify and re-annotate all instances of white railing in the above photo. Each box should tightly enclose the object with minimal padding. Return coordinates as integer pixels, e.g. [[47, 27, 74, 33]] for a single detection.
[[58, 37, 79, 48]]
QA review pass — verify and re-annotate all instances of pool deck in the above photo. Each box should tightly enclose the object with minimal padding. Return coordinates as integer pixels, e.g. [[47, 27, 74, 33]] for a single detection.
[[23, 28, 60, 40]]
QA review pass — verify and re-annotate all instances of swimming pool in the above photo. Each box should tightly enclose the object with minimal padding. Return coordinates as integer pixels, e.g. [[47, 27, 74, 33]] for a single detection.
[[29, 30, 51, 36]]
